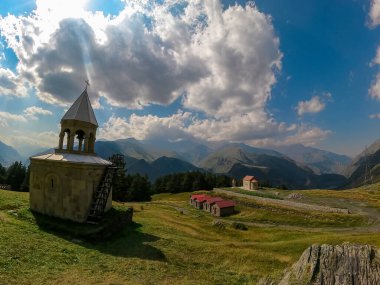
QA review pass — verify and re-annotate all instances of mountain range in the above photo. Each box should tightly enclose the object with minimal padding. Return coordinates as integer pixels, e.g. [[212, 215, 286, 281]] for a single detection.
[[196, 144, 347, 189], [92, 138, 349, 189], [272, 144, 351, 175], [0, 137, 360, 189]]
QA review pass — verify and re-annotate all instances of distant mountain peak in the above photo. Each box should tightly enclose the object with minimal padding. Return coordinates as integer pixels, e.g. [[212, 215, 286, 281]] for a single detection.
[[272, 144, 351, 175], [0, 140, 24, 166]]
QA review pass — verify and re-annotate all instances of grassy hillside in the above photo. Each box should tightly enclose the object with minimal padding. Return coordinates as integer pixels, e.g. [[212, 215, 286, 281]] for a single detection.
[[1, 186, 380, 284]]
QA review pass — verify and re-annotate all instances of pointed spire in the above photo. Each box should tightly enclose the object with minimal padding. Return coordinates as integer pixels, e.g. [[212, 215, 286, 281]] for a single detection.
[[61, 88, 98, 127]]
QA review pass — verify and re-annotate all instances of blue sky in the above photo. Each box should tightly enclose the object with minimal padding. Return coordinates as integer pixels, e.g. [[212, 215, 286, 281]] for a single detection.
[[0, 0, 380, 157]]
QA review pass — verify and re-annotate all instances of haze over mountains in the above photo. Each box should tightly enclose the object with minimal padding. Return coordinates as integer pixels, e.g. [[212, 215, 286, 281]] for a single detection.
[[8, 136, 380, 189], [0, 141, 24, 167], [272, 144, 351, 175], [343, 139, 380, 188], [92, 138, 350, 189]]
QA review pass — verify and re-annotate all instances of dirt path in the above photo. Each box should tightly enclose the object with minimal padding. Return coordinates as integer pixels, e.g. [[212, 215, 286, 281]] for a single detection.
[[213, 188, 349, 214]]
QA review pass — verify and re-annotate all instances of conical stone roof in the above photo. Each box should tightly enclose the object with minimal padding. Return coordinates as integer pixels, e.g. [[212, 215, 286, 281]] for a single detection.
[[61, 89, 98, 127]]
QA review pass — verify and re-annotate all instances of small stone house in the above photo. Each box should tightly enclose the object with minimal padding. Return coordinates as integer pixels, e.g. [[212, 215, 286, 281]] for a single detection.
[[211, 200, 236, 217], [203, 197, 224, 213], [189, 194, 206, 207], [243, 175, 259, 190], [194, 196, 212, 209]]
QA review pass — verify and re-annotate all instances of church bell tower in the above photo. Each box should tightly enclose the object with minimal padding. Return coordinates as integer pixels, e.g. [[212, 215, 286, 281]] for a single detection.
[[29, 85, 113, 223]]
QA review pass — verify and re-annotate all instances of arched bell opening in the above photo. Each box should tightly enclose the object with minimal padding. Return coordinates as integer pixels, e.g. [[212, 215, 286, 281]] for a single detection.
[[75, 130, 86, 152], [58, 129, 71, 150]]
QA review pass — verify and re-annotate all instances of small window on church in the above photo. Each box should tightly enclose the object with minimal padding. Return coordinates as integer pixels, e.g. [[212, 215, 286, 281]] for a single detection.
[[51, 178, 54, 190]]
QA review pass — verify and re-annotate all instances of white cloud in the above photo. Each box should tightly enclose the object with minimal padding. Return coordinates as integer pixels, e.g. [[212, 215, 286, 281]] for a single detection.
[[0, 0, 331, 149], [23, 106, 53, 120], [370, 73, 380, 100], [0, 111, 27, 127], [371, 47, 380, 67], [98, 112, 331, 147], [370, 47, 380, 100], [296, 96, 326, 116], [98, 111, 193, 141], [182, 2, 282, 118], [369, 113, 380, 119], [0, 0, 280, 116], [281, 125, 332, 146], [0, 68, 28, 98], [0, 130, 58, 156], [369, 0, 380, 27]]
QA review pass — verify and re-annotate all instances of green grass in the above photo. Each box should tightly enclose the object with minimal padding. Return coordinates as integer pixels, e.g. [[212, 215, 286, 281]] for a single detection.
[[223, 187, 283, 200], [230, 201, 367, 228], [1, 188, 380, 284]]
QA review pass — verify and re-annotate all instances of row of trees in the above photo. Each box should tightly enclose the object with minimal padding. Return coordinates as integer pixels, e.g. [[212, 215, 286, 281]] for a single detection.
[[113, 171, 231, 202], [153, 172, 231, 194], [0, 162, 231, 201], [0, 161, 29, 192]]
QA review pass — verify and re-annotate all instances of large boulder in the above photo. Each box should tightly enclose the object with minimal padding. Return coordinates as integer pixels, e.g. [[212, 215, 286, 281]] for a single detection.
[[277, 243, 380, 285]]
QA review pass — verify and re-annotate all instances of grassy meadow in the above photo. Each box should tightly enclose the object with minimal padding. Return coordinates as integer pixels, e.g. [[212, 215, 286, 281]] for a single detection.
[[1, 185, 380, 284]]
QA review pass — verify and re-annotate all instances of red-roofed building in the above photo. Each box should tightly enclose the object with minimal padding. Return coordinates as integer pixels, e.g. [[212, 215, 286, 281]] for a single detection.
[[194, 195, 212, 209], [189, 194, 206, 207], [203, 197, 224, 213], [243, 175, 259, 190], [211, 200, 236, 217]]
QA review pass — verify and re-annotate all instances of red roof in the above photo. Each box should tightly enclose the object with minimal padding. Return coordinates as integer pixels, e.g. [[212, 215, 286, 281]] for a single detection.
[[205, 197, 224, 204], [243, 175, 256, 181], [196, 196, 212, 203], [191, 194, 206, 199], [214, 200, 235, 208]]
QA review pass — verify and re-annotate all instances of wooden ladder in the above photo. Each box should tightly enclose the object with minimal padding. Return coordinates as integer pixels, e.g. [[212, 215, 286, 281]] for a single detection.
[[86, 166, 117, 223], [86, 154, 125, 223]]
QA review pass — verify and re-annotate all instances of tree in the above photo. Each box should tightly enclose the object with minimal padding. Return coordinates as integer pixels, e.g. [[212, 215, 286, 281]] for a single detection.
[[6, 161, 27, 191], [0, 163, 6, 184], [113, 172, 152, 202], [20, 165, 30, 192]]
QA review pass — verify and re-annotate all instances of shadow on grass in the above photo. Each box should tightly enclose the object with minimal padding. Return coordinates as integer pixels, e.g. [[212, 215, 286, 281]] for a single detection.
[[27, 208, 166, 261], [89, 222, 166, 261]]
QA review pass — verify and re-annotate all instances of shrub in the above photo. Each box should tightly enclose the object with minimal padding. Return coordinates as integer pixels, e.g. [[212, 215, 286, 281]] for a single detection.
[[212, 220, 226, 230], [232, 222, 248, 231]]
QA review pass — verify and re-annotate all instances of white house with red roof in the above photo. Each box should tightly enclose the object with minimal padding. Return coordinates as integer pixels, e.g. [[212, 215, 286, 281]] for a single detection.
[[243, 175, 259, 190]]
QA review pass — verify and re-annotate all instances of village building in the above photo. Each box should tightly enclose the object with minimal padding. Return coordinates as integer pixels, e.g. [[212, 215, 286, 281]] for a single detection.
[[29, 85, 115, 223], [203, 197, 224, 213], [243, 175, 259, 190], [231, 178, 237, 187], [211, 200, 236, 217], [194, 196, 211, 209], [189, 194, 206, 207]]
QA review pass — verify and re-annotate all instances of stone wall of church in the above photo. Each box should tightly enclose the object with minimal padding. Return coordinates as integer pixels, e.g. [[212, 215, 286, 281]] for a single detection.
[[29, 159, 111, 223]]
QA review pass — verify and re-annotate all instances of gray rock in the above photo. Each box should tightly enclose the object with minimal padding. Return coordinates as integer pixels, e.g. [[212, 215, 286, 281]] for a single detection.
[[286, 193, 304, 200], [278, 243, 380, 285]]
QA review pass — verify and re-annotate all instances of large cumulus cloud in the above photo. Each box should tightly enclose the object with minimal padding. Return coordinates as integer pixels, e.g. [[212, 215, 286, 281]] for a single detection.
[[0, 0, 330, 147]]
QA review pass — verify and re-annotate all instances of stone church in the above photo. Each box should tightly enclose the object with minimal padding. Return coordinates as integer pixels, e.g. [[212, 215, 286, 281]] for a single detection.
[[29, 86, 113, 223]]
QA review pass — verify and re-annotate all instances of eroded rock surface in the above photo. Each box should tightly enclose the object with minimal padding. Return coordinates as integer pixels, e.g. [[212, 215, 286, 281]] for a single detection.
[[278, 243, 380, 285]]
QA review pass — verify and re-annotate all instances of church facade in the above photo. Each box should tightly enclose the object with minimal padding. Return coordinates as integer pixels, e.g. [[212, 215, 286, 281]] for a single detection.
[[29, 87, 112, 223]]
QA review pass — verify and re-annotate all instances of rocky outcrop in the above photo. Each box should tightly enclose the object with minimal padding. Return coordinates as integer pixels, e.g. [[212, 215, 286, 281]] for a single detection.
[[286, 193, 304, 200], [278, 243, 380, 285]]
